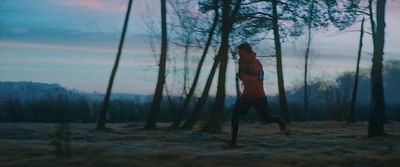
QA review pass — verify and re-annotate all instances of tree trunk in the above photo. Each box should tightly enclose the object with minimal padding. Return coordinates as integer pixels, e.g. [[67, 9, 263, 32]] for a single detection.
[[171, 1, 219, 128], [368, 0, 386, 137], [55, 98, 71, 157], [368, 0, 376, 40], [201, 34, 229, 132], [272, 0, 289, 122], [97, 0, 133, 129], [183, 38, 190, 96], [181, 57, 221, 129], [201, 0, 241, 132], [145, 0, 168, 129], [349, 18, 365, 123], [233, 52, 241, 98], [303, 1, 314, 120], [304, 24, 311, 121]]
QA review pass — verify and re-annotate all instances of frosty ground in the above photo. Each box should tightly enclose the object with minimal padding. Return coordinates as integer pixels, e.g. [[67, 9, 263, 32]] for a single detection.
[[0, 122, 399, 167]]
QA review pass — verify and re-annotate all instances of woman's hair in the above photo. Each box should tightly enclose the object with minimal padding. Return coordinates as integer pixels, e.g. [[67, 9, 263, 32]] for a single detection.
[[237, 42, 253, 53]]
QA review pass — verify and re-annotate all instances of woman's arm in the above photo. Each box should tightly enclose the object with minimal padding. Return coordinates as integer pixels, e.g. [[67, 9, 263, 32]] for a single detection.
[[247, 59, 262, 75]]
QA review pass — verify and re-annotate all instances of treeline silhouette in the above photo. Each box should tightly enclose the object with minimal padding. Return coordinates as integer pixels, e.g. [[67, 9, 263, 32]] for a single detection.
[[0, 96, 194, 123], [2, 62, 399, 123], [1, 95, 398, 123]]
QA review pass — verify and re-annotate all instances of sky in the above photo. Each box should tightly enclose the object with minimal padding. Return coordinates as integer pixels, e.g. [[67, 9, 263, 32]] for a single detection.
[[0, 0, 399, 96]]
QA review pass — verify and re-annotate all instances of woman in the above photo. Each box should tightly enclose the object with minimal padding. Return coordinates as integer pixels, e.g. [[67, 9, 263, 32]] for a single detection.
[[230, 42, 290, 147]]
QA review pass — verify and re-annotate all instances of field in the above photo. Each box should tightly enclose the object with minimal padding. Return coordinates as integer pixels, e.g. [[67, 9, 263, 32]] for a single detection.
[[0, 122, 399, 167]]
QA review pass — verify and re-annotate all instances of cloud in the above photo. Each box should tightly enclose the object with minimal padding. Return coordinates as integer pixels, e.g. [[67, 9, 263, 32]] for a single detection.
[[0, 41, 154, 56], [54, 0, 160, 18], [58, 0, 128, 12], [11, 27, 28, 34]]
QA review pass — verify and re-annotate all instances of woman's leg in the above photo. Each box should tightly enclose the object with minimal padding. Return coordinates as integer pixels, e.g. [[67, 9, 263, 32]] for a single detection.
[[253, 97, 279, 123], [231, 97, 251, 146], [253, 97, 290, 137]]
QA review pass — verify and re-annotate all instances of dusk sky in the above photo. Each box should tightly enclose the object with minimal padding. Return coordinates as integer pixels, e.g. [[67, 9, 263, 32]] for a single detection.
[[0, 0, 399, 96]]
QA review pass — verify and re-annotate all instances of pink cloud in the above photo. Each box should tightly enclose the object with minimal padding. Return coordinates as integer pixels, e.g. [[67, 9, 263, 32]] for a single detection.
[[59, 0, 128, 12], [56, 0, 161, 17], [11, 27, 28, 34]]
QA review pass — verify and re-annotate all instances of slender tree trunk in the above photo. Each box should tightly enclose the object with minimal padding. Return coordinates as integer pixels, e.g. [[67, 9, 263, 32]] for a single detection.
[[171, 2, 219, 128], [181, 57, 221, 129], [164, 82, 176, 118], [232, 52, 241, 98], [368, 0, 386, 137], [272, 0, 289, 122], [183, 38, 190, 96], [55, 98, 71, 157], [368, 0, 376, 40], [303, 1, 313, 120], [145, 0, 168, 129], [304, 25, 311, 121], [349, 18, 365, 123], [97, 0, 133, 129]]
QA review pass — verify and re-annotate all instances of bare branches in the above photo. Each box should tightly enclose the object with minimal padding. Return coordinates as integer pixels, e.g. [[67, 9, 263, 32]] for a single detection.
[[326, 29, 373, 37]]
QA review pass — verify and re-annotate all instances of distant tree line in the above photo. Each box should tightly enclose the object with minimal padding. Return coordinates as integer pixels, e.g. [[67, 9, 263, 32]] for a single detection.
[[1, 95, 398, 123], [1, 61, 399, 123]]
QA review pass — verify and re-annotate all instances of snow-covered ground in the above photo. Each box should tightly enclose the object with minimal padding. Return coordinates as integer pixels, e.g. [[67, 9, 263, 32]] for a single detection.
[[0, 122, 399, 167]]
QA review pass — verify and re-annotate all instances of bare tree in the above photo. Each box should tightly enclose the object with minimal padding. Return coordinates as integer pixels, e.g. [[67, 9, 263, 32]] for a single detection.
[[97, 0, 133, 129], [171, 0, 219, 128], [145, 0, 168, 129], [169, 1, 198, 97]]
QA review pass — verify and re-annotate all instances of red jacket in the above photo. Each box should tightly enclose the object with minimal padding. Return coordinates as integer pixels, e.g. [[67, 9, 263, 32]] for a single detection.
[[238, 52, 265, 98]]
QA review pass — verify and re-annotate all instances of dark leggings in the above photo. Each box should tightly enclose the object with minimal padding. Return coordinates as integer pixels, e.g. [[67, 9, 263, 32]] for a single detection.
[[231, 96, 281, 144]]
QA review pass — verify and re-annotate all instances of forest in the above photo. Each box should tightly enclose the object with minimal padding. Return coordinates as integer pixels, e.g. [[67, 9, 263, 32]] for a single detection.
[[0, 0, 399, 166]]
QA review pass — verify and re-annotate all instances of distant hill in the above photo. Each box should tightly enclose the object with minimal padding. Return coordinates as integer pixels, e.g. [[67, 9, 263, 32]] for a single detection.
[[1, 60, 399, 106], [0, 81, 155, 103], [0, 81, 75, 102]]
